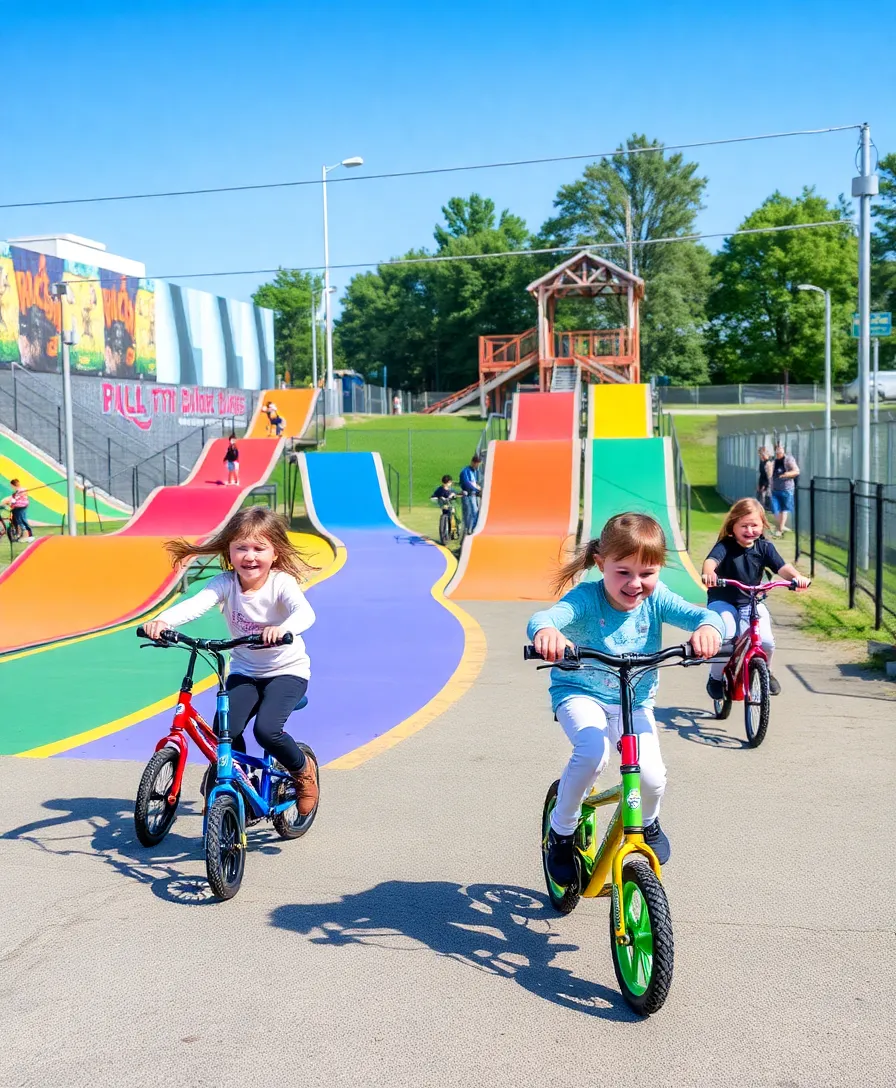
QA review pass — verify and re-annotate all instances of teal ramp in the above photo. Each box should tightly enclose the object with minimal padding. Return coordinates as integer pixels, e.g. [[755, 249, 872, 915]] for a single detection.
[[585, 436, 704, 603]]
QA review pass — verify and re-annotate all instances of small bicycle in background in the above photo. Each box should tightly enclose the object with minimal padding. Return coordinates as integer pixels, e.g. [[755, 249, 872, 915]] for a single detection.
[[709, 578, 808, 747], [438, 497, 463, 547], [524, 639, 730, 1016], [134, 626, 319, 900]]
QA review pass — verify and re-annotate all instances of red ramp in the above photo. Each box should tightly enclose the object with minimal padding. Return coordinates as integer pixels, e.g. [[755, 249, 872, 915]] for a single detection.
[[509, 392, 578, 440], [0, 437, 283, 653]]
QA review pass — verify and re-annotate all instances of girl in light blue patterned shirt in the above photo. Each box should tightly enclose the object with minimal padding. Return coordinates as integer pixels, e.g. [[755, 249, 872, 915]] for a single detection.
[[528, 513, 723, 884]]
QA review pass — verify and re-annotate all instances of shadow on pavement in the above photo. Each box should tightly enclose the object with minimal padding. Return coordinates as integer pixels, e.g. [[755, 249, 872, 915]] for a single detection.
[[0, 795, 284, 905], [790, 663, 896, 702], [270, 880, 639, 1021], [654, 706, 747, 749]]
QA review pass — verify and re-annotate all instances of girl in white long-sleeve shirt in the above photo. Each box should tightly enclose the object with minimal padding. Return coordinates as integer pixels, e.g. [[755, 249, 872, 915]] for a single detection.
[[142, 507, 320, 813]]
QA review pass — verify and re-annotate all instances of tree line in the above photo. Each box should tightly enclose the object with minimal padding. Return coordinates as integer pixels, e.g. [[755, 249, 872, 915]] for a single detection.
[[254, 137, 896, 390]]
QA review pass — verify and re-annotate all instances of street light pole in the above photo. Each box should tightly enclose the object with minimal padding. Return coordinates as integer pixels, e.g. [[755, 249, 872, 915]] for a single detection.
[[51, 282, 77, 537], [853, 123, 877, 486], [797, 283, 832, 478], [321, 155, 364, 412]]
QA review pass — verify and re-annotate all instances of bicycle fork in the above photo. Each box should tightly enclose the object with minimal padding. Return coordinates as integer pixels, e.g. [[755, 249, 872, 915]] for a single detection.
[[205, 686, 248, 848]]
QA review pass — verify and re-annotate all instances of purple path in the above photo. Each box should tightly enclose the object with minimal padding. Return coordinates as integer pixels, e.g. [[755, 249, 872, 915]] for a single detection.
[[63, 453, 466, 765]]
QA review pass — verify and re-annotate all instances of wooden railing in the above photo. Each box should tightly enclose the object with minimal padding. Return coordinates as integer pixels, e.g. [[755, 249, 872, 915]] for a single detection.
[[479, 327, 539, 370], [553, 328, 631, 359], [420, 379, 481, 414]]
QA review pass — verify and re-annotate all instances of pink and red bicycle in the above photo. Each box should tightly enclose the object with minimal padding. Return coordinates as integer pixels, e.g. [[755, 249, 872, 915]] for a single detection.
[[709, 578, 808, 747]]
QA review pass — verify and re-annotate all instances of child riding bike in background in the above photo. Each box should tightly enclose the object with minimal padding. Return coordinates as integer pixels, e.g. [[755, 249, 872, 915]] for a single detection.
[[701, 497, 809, 699], [1, 479, 34, 543], [528, 512, 723, 886], [141, 507, 320, 813], [430, 475, 459, 505]]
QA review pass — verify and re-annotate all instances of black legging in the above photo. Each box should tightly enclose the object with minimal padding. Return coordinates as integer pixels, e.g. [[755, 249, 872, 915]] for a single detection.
[[213, 673, 308, 774]]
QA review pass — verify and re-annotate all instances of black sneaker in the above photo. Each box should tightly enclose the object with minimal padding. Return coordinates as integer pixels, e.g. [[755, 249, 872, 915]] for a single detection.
[[546, 829, 578, 887], [706, 676, 725, 701], [769, 674, 781, 696], [644, 819, 671, 865]]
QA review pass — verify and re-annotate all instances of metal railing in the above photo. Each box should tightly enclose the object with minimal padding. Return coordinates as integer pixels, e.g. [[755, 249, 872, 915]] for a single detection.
[[659, 383, 826, 406], [658, 413, 691, 550], [794, 476, 896, 630]]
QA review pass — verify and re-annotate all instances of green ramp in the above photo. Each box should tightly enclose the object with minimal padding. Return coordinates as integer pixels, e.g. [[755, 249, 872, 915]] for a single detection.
[[585, 436, 704, 603], [0, 569, 225, 756], [0, 429, 129, 527]]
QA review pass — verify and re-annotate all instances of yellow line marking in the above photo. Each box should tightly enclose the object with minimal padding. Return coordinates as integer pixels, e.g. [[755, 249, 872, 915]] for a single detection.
[[14, 537, 345, 758], [325, 543, 487, 770]]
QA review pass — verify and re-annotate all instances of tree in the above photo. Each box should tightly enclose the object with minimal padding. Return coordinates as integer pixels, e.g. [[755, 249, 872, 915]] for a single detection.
[[336, 195, 535, 391], [707, 188, 857, 383], [540, 135, 710, 383], [253, 269, 323, 385], [871, 152, 896, 367]]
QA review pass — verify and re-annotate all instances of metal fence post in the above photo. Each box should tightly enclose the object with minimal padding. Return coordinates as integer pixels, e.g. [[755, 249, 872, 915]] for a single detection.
[[107, 437, 112, 484], [408, 429, 413, 508], [809, 479, 816, 578], [874, 483, 884, 630], [12, 367, 18, 431], [176, 441, 181, 485], [847, 480, 857, 608], [57, 406, 63, 462]]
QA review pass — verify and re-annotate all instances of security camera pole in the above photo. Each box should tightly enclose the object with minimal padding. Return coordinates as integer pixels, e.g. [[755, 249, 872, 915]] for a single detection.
[[51, 282, 77, 536]]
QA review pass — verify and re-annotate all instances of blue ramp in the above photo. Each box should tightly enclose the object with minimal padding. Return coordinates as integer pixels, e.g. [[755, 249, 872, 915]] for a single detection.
[[302, 452, 398, 533]]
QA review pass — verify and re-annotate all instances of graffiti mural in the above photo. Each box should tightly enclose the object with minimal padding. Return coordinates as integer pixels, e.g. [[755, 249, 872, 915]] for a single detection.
[[0, 241, 274, 391]]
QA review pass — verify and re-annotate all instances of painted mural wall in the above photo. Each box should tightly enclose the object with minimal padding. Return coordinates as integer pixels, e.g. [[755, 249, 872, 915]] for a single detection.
[[0, 243, 274, 390]]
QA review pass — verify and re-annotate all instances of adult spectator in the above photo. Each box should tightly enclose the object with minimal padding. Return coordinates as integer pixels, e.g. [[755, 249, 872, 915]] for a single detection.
[[459, 455, 482, 534], [756, 446, 772, 508], [770, 442, 800, 536]]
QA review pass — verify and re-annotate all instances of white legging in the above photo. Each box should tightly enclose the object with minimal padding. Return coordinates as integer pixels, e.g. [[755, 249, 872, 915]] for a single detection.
[[551, 696, 667, 836], [708, 600, 775, 679]]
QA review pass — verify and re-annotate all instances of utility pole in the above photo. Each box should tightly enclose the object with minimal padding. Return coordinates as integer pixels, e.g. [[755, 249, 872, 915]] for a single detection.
[[853, 123, 877, 486], [51, 282, 77, 536]]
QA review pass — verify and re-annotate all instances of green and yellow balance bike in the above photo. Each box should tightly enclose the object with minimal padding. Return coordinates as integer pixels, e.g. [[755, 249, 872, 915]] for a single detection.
[[525, 640, 725, 1016]]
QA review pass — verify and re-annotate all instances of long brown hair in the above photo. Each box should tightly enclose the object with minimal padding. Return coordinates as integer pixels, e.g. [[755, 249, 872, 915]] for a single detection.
[[165, 506, 318, 582], [552, 513, 667, 595], [717, 497, 770, 541]]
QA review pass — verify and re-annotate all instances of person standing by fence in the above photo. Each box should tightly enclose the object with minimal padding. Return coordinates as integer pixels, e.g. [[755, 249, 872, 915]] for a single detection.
[[770, 443, 800, 536], [459, 455, 482, 534], [756, 446, 772, 508]]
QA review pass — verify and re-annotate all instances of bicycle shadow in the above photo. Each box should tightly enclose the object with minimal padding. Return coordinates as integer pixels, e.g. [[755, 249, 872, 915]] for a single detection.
[[654, 706, 748, 749], [0, 794, 286, 905], [270, 880, 639, 1021]]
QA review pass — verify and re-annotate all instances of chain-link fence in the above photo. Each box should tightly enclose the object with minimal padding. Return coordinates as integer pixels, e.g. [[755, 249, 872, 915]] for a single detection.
[[334, 383, 459, 416], [717, 417, 896, 504], [659, 383, 827, 406]]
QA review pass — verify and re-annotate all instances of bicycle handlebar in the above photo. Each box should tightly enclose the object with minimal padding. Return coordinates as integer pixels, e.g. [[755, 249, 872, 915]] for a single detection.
[[136, 626, 294, 651], [523, 641, 736, 669], [714, 578, 808, 593]]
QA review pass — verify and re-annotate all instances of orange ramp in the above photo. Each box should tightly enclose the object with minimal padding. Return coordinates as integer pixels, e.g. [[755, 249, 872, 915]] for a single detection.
[[246, 388, 319, 438], [0, 437, 283, 654], [589, 383, 652, 438], [446, 439, 579, 600], [509, 392, 578, 440]]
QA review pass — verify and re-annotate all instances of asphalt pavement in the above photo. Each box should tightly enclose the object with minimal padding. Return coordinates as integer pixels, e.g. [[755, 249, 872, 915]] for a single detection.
[[1, 600, 893, 1088]]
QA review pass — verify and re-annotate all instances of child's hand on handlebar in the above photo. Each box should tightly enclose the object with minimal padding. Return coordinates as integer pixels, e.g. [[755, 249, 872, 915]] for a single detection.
[[792, 576, 811, 590], [690, 624, 722, 659], [262, 624, 285, 645], [533, 626, 574, 663], [142, 620, 170, 640], [701, 570, 718, 587]]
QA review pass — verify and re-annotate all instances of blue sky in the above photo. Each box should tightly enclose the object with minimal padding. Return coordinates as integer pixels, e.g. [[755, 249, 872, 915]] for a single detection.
[[3, 0, 894, 305]]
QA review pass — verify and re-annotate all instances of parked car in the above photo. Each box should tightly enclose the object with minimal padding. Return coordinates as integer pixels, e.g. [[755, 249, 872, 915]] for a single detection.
[[841, 371, 896, 402]]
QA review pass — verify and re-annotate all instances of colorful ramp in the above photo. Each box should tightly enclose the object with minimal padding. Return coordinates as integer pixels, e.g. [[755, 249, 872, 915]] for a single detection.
[[245, 388, 318, 438], [585, 436, 703, 602], [52, 453, 481, 769], [0, 428, 129, 526], [0, 437, 283, 654], [509, 392, 578, 441], [1, 534, 335, 759]]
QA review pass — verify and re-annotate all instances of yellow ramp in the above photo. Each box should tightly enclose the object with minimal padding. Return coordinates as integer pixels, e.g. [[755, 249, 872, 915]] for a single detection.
[[246, 388, 319, 439], [589, 383, 652, 438]]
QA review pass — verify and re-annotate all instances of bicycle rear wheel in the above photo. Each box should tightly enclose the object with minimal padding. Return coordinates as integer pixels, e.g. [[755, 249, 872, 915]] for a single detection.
[[610, 860, 674, 1016], [272, 744, 319, 839], [745, 657, 770, 747], [134, 748, 180, 847], [205, 794, 245, 900], [541, 780, 581, 914]]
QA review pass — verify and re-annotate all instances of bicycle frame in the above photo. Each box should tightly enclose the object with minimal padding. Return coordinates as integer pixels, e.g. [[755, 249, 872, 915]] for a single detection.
[[716, 580, 796, 702]]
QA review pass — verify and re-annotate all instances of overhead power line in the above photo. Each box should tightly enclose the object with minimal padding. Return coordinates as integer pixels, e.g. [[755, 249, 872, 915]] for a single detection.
[[0, 124, 862, 211], [150, 218, 854, 281]]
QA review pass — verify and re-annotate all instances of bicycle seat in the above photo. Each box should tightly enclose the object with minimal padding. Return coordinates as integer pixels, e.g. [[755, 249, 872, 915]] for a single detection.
[[294, 695, 308, 712]]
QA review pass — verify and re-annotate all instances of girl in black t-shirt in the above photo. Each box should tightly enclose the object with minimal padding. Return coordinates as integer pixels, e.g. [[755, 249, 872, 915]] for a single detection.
[[701, 497, 809, 698], [224, 436, 240, 486]]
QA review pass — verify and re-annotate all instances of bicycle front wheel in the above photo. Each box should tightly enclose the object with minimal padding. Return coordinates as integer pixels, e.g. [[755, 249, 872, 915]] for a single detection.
[[439, 512, 450, 546], [745, 657, 770, 747], [205, 794, 245, 900], [610, 860, 674, 1016], [134, 748, 180, 847]]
